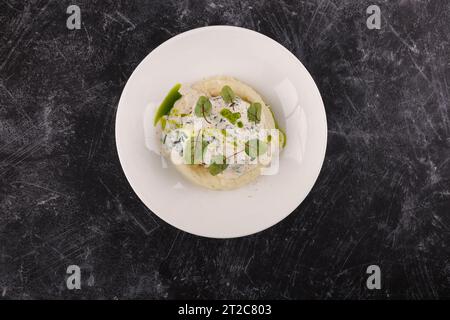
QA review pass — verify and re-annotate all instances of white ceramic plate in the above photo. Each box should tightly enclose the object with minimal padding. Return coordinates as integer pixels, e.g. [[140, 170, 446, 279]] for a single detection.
[[116, 26, 327, 238]]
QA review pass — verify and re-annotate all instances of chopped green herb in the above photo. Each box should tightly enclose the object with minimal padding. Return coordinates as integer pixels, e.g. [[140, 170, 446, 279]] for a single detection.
[[237, 121, 243, 128], [168, 119, 182, 128], [154, 83, 182, 126], [245, 139, 268, 158], [220, 108, 241, 125], [267, 134, 272, 142], [194, 96, 212, 122], [247, 102, 262, 124], [208, 155, 228, 176], [221, 85, 235, 103]]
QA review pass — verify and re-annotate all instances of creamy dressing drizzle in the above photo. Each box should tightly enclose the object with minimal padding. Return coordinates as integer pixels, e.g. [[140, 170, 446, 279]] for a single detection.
[[160, 93, 271, 177]]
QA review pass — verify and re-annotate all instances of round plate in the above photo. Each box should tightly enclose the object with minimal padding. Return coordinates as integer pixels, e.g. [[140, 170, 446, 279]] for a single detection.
[[116, 26, 327, 238]]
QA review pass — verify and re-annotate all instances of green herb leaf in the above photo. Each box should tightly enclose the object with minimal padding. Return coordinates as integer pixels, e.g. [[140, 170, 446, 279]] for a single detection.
[[184, 133, 209, 164], [247, 102, 262, 124], [267, 107, 287, 148], [245, 139, 268, 158], [154, 83, 182, 126], [237, 121, 243, 128], [208, 155, 228, 176], [221, 85, 235, 103], [194, 96, 212, 121], [220, 108, 241, 125]]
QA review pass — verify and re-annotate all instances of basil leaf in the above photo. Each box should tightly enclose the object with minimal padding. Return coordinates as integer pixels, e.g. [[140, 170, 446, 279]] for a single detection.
[[221, 85, 235, 103], [194, 96, 212, 120], [247, 102, 262, 124], [208, 155, 228, 176]]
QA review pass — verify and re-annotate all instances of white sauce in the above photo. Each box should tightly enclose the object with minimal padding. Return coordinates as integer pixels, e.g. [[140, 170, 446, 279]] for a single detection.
[[160, 89, 272, 178]]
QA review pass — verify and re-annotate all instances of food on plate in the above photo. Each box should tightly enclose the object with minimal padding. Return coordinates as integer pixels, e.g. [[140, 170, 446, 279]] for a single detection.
[[154, 76, 286, 190]]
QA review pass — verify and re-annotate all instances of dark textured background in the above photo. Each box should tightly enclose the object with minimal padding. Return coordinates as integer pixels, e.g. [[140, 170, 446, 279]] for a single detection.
[[0, 0, 449, 299]]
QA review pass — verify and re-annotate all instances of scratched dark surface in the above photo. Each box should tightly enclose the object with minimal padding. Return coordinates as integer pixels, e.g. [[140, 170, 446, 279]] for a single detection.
[[0, 0, 449, 300]]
